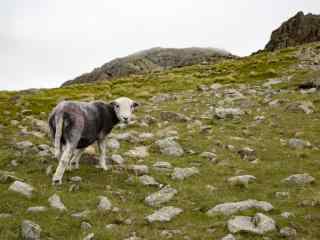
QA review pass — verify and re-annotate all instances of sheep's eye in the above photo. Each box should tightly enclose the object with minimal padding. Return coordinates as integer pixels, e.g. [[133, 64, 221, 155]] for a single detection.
[[115, 104, 120, 108]]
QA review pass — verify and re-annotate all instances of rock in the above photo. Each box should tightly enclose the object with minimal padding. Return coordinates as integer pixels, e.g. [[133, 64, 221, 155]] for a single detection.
[[81, 221, 92, 231], [139, 175, 159, 187], [21, 220, 41, 240], [11, 159, 19, 167], [221, 234, 236, 240], [207, 199, 273, 216], [11, 120, 19, 126], [30, 118, 49, 134], [199, 152, 217, 161], [106, 138, 120, 150], [71, 210, 91, 219], [138, 132, 154, 141], [238, 147, 256, 161], [83, 233, 95, 240], [275, 192, 290, 199], [48, 194, 67, 211], [156, 126, 179, 138], [227, 213, 276, 235], [152, 161, 173, 172], [105, 224, 117, 230], [146, 206, 183, 223], [265, 11, 320, 51], [171, 167, 199, 180], [9, 181, 34, 198], [97, 196, 112, 211], [125, 146, 149, 158], [151, 94, 177, 103], [282, 173, 315, 185], [286, 101, 315, 114], [263, 78, 283, 87], [70, 176, 82, 182], [0, 213, 12, 218], [214, 107, 244, 119], [280, 227, 297, 238], [129, 165, 149, 175], [145, 186, 178, 207], [281, 212, 294, 219], [27, 206, 47, 213], [0, 170, 22, 183], [155, 137, 184, 157], [210, 83, 223, 90], [111, 154, 125, 165], [228, 175, 256, 187], [16, 141, 33, 149], [160, 111, 190, 122], [288, 138, 311, 149]]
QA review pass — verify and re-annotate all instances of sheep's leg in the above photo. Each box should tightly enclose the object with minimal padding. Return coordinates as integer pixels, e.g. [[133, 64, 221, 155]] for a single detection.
[[97, 138, 111, 170], [68, 149, 83, 171], [52, 143, 74, 185]]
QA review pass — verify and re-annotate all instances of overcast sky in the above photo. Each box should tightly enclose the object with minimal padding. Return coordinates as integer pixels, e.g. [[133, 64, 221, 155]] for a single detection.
[[1, 1, 319, 90]]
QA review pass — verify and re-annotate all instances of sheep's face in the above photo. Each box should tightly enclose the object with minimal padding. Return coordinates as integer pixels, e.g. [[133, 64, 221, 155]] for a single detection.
[[111, 97, 139, 123]]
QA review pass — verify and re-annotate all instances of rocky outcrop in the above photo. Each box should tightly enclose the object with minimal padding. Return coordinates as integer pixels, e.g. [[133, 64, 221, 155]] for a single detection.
[[62, 47, 234, 86], [265, 11, 320, 51]]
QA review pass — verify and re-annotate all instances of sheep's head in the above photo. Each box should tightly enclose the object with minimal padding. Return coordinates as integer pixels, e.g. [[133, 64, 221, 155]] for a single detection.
[[110, 97, 139, 123]]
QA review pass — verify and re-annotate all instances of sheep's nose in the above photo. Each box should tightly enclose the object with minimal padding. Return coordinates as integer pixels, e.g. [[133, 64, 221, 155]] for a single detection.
[[123, 117, 129, 122]]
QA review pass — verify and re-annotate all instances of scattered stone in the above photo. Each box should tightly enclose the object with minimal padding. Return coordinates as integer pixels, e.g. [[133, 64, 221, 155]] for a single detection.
[[199, 152, 217, 161], [280, 227, 297, 238], [69, 184, 80, 192], [160, 111, 190, 122], [0, 213, 12, 218], [214, 107, 244, 119], [83, 233, 95, 240], [81, 221, 92, 231], [48, 194, 67, 211], [228, 175, 256, 187], [156, 126, 179, 138], [171, 167, 199, 181], [275, 192, 290, 198], [9, 181, 34, 198], [207, 199, 273, 216], [155, 137, 184, 157], [281, 212, 294, 219], [282, 173, 315, 185], [16, 141, 33, 149], [210, 83, 223, 90], [153, 161, 173, 172], [139, 175, 159, 187], [71, 210, 91, 219], [70, 176, 82, 183], [105, 224, 117, 230], [263, 78, 283, 87], [145, 186, 178, 207], [97, 196, 112, 211], [0, 170, 22, 183], [146, 206, 183, 223], [287, 101, 315, 114], [238, 147, 256, 161], [27, 206, 47, 213], [21, 220, 41, 240], [106, 138, 120, 150], [221, 234, 236, 240], [288, 138, 311, 149], [227, 213, 276, 235], [129, 165, 149, 175], [151, 94, 177, 103], [111, 154, 125, 165], [125, 146, 149, 158], [11, 159, 19, 167], [138, 132, 154, 141]]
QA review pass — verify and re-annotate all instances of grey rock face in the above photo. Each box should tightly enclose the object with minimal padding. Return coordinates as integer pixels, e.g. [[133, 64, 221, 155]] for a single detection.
[[145, 186, 177, 207], [21, 220, 41, 240], [282, 173, 315, 185], [227, 213, 276, 235], [48, 194, 67, 211], [146, 206, 183, 223], [155, 137, 184, 157], [288, 138, 311, 149], [228, 175, 256, 187], [171, 167, 199, 181], [207, 199, 273, 216], [214, 107, 244, 119], [27, 206, 47, 213], [9, 181, 34, 198], [160, 111, 190, 122], [153, 161, 173, 172], [139, 175, 160, 187], [125, 146, 149, 158], [97, 196, 112, 211]]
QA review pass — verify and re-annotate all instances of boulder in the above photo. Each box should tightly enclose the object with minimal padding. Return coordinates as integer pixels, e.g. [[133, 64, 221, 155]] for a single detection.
[[21, 220, 41, 240], [145, 186, 177, 207], [97, 196, 112, 211], [146, 206, 183, 223], [228, 175, 256, 187], [9, 181, 34, 198], [48, 194, 67, 211], [171, 167, 199, 181], [160, 111, 190, 122], [155, 137, 184, 157], [282, 173, 315, 185]]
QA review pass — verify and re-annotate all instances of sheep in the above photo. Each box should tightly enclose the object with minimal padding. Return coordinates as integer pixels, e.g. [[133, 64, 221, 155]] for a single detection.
[[48, 97, 139, 185]]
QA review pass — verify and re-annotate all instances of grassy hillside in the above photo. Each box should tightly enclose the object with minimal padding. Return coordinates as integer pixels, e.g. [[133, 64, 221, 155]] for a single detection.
[[0, 43, 320, 240]]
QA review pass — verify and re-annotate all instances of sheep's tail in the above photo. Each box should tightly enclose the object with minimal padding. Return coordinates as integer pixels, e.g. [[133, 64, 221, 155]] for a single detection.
[[54, 114, 64, 159]]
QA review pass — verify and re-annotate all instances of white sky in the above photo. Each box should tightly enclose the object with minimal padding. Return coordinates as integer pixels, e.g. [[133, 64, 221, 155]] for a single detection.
[[1, 0, 319, 90]]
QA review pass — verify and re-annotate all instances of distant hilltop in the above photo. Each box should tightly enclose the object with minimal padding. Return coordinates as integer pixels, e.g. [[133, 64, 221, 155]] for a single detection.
[[265, 11, 320, 51], [62, 47, 235, 86]]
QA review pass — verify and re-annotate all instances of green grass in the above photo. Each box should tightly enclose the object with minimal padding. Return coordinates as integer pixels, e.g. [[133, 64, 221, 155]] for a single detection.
[[0, 43, 320, 239]]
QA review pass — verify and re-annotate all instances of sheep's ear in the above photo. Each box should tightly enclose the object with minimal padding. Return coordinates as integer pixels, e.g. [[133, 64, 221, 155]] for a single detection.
[[109, 101, 117, 109], [132, 101, 139, 109]]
